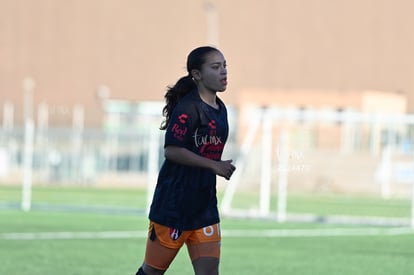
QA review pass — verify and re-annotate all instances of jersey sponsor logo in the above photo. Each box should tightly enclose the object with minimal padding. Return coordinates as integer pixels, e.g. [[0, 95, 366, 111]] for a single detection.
[[171, 123, 188, 141], [169, 228, 182, 241], [193, 128, 223, 147], [171, 113, 189, 141], [208, 119, 216, 129], [178, 113, 188, 124], [193, 128, 225, 160], [208, 120, 217, 136], [200, 143, 225, 160]]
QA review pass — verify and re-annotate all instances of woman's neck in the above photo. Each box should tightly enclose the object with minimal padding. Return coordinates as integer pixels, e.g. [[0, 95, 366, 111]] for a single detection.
[[198, 89, 218, 109]]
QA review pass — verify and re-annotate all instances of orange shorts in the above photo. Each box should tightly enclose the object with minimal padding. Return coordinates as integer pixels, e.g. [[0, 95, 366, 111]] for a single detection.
[[144, 221, 221, 270]]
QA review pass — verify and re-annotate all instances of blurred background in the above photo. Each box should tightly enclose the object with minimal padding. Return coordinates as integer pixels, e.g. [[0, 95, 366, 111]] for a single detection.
[[1, 0, 414, 225]]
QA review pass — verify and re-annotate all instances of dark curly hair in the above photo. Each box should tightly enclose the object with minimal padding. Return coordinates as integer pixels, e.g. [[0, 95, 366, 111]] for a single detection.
[[160, 46, 220, 130]]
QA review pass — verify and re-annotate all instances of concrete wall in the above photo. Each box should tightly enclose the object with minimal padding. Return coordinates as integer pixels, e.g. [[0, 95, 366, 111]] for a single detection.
[[1, 0, 414, 126]]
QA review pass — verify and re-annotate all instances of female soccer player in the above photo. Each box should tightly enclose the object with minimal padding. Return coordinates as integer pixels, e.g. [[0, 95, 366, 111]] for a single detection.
[[134, 46, 236, 275]]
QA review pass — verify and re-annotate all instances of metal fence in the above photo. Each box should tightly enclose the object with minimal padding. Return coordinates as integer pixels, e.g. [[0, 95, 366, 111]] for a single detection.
[[1, 103, 414, 226]]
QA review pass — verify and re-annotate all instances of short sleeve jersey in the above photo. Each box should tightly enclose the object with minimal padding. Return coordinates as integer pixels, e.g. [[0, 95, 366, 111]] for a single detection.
[[148, 90, 229, 230]]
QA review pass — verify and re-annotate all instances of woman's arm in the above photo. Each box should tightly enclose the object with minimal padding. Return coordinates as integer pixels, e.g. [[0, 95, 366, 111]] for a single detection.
[[165, 145, 236, 180]]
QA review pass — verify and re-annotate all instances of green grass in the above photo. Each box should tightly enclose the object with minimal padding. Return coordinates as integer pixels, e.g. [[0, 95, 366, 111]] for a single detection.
[[1, 185, 414, 274], [1, 185, 411, 218], [286, 193, 411, 217], [0, 185, 147, 208], [222, 190, 411, 218], [1, 210, 414, 275]]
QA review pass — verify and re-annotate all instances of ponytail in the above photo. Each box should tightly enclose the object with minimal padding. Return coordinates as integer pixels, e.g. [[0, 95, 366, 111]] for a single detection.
[[160, 74, 196, 130], [160, 46, 220, 130]]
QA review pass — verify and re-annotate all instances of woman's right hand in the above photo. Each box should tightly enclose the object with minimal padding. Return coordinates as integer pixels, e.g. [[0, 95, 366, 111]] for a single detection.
[[213, 159, 236, 180]]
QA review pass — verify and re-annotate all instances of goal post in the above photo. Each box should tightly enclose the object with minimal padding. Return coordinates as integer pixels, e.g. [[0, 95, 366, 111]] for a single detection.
[[220, 108, 263, 214], [220, 106, 414, 227], [21, 77, 35, 211]]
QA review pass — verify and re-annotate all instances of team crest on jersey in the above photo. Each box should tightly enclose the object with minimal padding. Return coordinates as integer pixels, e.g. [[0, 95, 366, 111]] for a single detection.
[[169, 228, 182, 241]]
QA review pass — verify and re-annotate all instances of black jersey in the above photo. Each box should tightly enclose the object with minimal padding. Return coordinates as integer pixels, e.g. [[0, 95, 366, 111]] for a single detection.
[[148, 89, 229, 230]]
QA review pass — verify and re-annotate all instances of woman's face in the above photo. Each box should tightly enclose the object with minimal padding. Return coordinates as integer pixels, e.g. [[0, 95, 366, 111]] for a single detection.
[[195, 51, 228, 93]]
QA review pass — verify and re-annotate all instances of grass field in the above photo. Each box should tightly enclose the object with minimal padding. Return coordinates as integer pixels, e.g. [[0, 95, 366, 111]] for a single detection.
[[1, 185, 414, 275]]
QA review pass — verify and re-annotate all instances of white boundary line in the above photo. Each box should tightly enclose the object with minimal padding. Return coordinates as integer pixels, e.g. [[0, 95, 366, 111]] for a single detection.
[[1, 228, 414, 240], [222, 227, 414, 237], [0, 231, 147, 240]]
